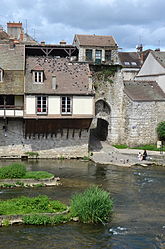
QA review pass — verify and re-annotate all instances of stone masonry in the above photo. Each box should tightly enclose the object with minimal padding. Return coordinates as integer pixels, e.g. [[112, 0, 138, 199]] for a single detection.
[[0, 120, 89, 158]]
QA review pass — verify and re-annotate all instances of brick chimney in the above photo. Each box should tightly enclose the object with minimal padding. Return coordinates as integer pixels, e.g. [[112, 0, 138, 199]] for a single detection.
[[7, 22, 23, 40]]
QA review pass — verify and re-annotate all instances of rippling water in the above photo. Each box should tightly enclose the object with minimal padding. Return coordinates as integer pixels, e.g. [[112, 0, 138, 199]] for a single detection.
[[0, 160, 165, 249]]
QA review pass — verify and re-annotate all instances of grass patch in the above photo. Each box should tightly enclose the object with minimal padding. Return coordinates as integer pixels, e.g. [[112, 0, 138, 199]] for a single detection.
[[0, 163, 54, 180], [23, 214, 71, 225], [0, 163, 26, 179], [0, 195, 67, 215], [130, 144, 165, 151], [113, 144, 128, 149], [23, 171, 54, 179], [113, 144, 165, 151], [70, 186, 113, 224]]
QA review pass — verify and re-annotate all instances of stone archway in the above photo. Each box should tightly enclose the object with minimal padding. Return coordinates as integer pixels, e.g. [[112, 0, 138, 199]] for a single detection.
[[95, 99, 111, 116], [94, 99, 111, 141]]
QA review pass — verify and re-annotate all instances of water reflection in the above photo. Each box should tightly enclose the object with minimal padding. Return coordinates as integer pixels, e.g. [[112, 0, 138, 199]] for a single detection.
[[0, 160, 165, 249]]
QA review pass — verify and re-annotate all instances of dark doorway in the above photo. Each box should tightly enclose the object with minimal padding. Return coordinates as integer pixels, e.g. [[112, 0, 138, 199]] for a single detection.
[[96, 118, 108, 141]]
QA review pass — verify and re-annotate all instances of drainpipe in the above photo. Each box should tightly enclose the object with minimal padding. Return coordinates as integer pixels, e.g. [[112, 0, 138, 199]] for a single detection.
[[3, 96, 7, 136]]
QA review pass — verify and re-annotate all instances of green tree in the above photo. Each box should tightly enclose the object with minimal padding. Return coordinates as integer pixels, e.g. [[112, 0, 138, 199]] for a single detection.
[[157, 121, 165, 141]]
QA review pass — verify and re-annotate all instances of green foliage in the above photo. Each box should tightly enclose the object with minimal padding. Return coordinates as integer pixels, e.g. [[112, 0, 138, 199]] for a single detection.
[[130, 144, 165, 151], [0, 195, 67, 215], [70, 186, 113, 224], [25, 151, 39, 158], [157, 121, 165, 141], [23, 171, 54, 179], [2, 219, 10, 226], [0, 183, 16, 188], [16, 181, 25, 187], [82, 156, 90, 161], [0, 163, 26, 179], [96, 68, 117, 81], [23, 214, 70, 225], [58, 155, 65, 160]]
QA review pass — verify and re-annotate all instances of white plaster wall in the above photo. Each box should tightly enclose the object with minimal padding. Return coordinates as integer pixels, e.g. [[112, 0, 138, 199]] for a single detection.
[[48, 96, 60, 114], [79, 48, 85, 61], [25, 95, 35, 114], [158, 75, 165, 92], [73, 96, 94, 115], [137, 53, 165, 76]]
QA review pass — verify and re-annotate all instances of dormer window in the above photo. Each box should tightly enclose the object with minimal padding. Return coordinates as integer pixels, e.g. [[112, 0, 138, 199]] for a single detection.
[[124, 62, 130, 66], [32, 65, 44, 84], [33, 71, 43, 83], [0, 69, 3, 82]]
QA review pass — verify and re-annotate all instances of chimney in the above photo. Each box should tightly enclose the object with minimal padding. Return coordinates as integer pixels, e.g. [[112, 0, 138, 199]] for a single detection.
[[7, 22, 23, 40], [20, 31, 24, 41], [59, 40, 66, 45]]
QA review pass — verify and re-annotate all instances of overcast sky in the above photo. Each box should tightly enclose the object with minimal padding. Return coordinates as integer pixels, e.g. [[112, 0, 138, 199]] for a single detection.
[[1, 0, 165, 51]]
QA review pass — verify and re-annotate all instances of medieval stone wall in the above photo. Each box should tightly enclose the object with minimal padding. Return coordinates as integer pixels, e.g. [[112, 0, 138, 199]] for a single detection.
[[121, 94, 165, 146], [92, 65, 165, 146], [0, 120, 89, 158]]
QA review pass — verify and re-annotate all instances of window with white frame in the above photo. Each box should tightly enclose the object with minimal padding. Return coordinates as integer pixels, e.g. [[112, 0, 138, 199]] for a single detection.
[[0, 69, 3, 82], [36, 96, 47, 114], [33, 71, 43, 83], [61, 96, 72, 114]]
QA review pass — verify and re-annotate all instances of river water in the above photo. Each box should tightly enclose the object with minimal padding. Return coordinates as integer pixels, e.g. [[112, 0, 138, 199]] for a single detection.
[[0, 160, 164, 249]]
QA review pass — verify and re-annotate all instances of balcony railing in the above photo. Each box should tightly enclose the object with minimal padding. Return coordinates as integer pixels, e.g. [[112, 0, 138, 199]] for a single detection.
[[0, 106, 23, 117]]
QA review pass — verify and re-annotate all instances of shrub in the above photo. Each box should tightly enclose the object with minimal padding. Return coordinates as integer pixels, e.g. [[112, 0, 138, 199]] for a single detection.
[[157, 121, 165, 141], [70, 186, 113, 224], [25, 152, 39, 158], [0, 163, 26, 179]]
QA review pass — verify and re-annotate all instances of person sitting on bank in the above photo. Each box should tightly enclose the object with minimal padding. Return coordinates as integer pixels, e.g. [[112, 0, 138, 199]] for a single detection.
[[138, 152, 143, 161], [142, 150, 148, 160]]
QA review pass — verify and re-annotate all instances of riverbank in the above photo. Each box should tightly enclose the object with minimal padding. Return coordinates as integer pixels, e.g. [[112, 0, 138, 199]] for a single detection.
[[89, 137, 165, 167]]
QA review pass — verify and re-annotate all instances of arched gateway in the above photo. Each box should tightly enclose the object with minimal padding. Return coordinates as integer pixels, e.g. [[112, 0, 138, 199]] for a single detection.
[[94, 99, 111, 141]]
